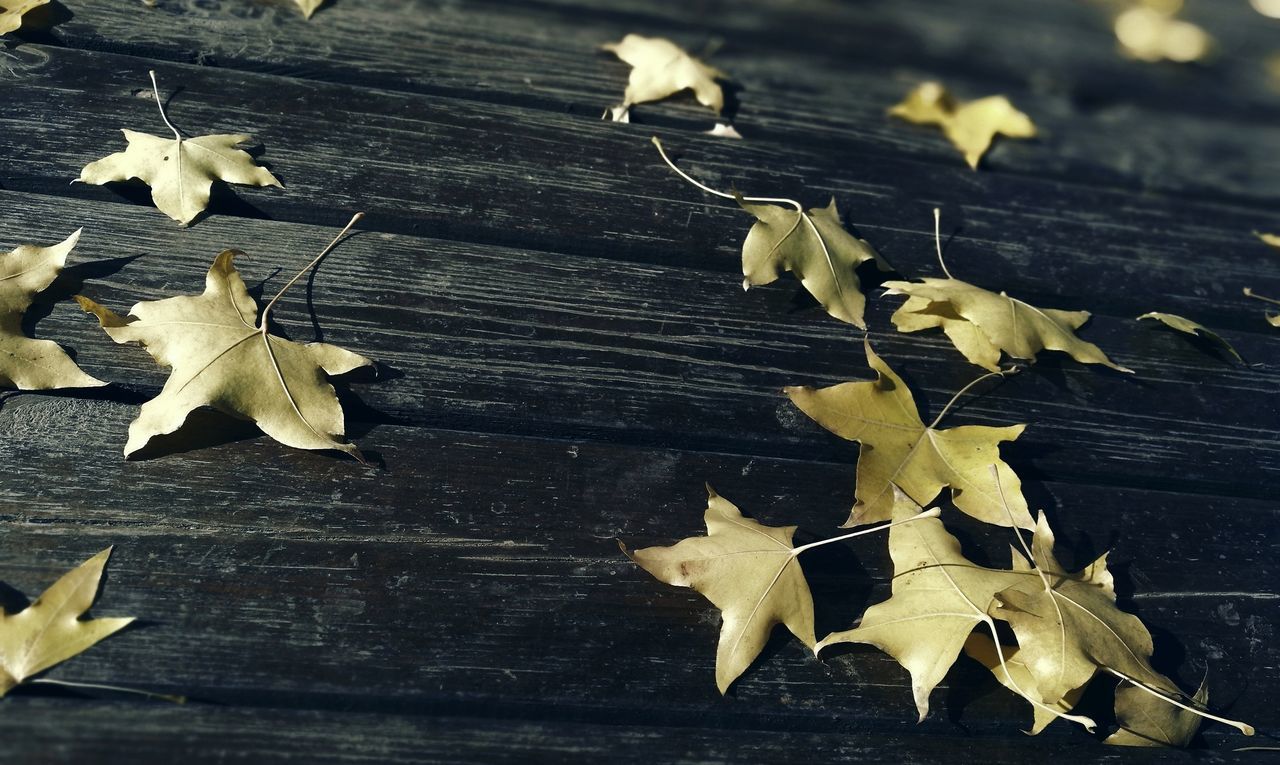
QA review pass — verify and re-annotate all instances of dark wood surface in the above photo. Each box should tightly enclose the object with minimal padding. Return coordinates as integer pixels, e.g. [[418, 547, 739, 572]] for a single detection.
[[1, 0, 1278, 761]]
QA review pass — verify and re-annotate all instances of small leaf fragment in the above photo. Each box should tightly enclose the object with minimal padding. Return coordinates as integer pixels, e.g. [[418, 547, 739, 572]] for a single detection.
[[1243, 287, 1280, 328], [0, 0, 47, 34], [623, 487, 816, 693], [295, 0, 324, 18], [1114, 1, 1212, 63], [77, 248, 372, 459], [816, 490, 1029, 721], [1258, 232, 1280, 251], [602, 35, 726, 119], [0, 548, 134, 697], [0, 230, 107, 391], [1137, 312, 1241, 362], [738, 195, 889, 328], [785, 341, 1033, 529], [889, 82, 1035, 169], [1105, 676, 1208, 747]]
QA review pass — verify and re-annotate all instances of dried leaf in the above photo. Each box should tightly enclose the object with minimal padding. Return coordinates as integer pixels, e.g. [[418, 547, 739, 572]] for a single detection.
[[785, 342, 1033, 529], [1258, 232, 1280, 251], [964, 633, 1088, 734], [602, 35, 725, 121], [1243, 287, 1280, 328], [1105, 676, 1208, 747], [77, 72, 281, 226], [737, 195, 889, 328], [0, 230, 106, 391], [1114, 1, 1212, 63], [623, 486, 815, 693], [295, 0, 324, 18], [816, 490, 1040, 721], [885, 277, 1132, 373], [991, 513, 1181, 705], [1137, 312, 1241, 362], [0, 0, 45, 33], [705, 123, 743, 139], [0, 548, 133, 696], [889, 82, 1035, 170], [77, 231, 372, 460]]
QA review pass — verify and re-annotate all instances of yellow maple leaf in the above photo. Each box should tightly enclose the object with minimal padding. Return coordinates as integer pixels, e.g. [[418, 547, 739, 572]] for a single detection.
[[889, 82, 1035, 169], [602, 35, 726, 122], [0, 0, 48, 35]]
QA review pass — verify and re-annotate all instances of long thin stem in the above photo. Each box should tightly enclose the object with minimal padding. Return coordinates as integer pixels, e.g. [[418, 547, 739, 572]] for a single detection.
[[1243, 287, 1280, 307], [792, 506, 941, 555], [31, 677, 186, 704], [933, 208, 953, 279], [1106, 669, 1254, 736], [982, 618, 1098, 732], [148, 70, 181, 142], [259, 213, 364, 331], [651, 137, 802, 212], [928, 366, 1019, 429]]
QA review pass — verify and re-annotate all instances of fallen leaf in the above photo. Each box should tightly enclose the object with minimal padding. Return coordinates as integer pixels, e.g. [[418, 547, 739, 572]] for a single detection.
[[77, 216, 373, 460], [622, 486, 816, 693], [784, 341, 1033, 529], [77, 71, 281, 226], [602, 35, 726, 121], [0, 0, 46, 34], [1105, 675, 1208, 747], [0, 230, 106, 391], [1114, 0, 1212, 63], [991, 513, 1184, 705], [815, 490, 1077, 724], [653, 138, 889, 328], [1258, 232, 1280, 251], [964, 633, 1088, 734], [705, 123, 743, 139], [889, 82, 1035, 169], [883, 211, 1132, 373], [1137, 312, 1241, 362], [0, 548, 133, 697], [1243, 287, 1280, 328], [295, 0, 323, 18]]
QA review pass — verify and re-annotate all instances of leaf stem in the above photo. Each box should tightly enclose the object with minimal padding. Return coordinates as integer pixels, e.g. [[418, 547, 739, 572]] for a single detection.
[[928, 365, 1019, 430], [933, 208, 953, 279], [792, 506, 941, 555], [148, 70, 181, 142], [1243, 287, 1280, 307], [259, 213, 364, 332], [1106, 670, 1254, 736], [651, 137, 803, 212], [31, 677, 186, 704], [981, 618, 1098, 732]]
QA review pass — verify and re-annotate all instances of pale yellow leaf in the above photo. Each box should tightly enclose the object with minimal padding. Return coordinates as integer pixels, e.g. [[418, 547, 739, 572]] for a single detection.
[[884, 277, 1132, 372], [889, 82, 1035, 169], [0, 230, 106, 391], [77, 249, 372, 459], [1105, 676, 1208, 747], [78, 130, 280, 226], [816, 490, 1029, 721], [0, 0, 47, 34], [623, 487, 815, 693], [602, 35, 726, 117], [295, 0, 324, 18], [0, 548, 133, 696], [1137, 312, 1241, 362], [738, 196, 889, 328], [784, 341, 1033, 529], [963, 633, 1088, 734], [1114, 4, 1212, 63], [1258, 232, 1280, 251]]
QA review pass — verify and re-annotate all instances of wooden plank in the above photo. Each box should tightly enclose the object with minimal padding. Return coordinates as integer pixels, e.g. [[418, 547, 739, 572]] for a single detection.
[[0, 410, 1273, 741], [32, 0, 1280, 205], [0, 191, 1276, 499], [0, 698, 1241, 765]]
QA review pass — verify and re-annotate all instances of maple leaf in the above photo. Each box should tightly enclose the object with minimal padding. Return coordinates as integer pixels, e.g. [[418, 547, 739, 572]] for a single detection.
[[602, 35, 725, 122], [883, 210, 1132, 373], [0, 0, 46, 33], [963, 633, 1088, 734], [1105, 676, 1208, 747], [784, 341, 1034, 530], [295, 0, 324, 18], [1137, 312, 1241, 362], [0, 230, 106, 391], [622, 486, 816, 693], [653, 138, 890, 328], [76, 215, 373, 460], [815, 490, 1090, 727], [889, 82, 1035, 170], [77, 71, 281, 226], [0, 548, 133, 697], [1113, 1, 1212, 63]]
